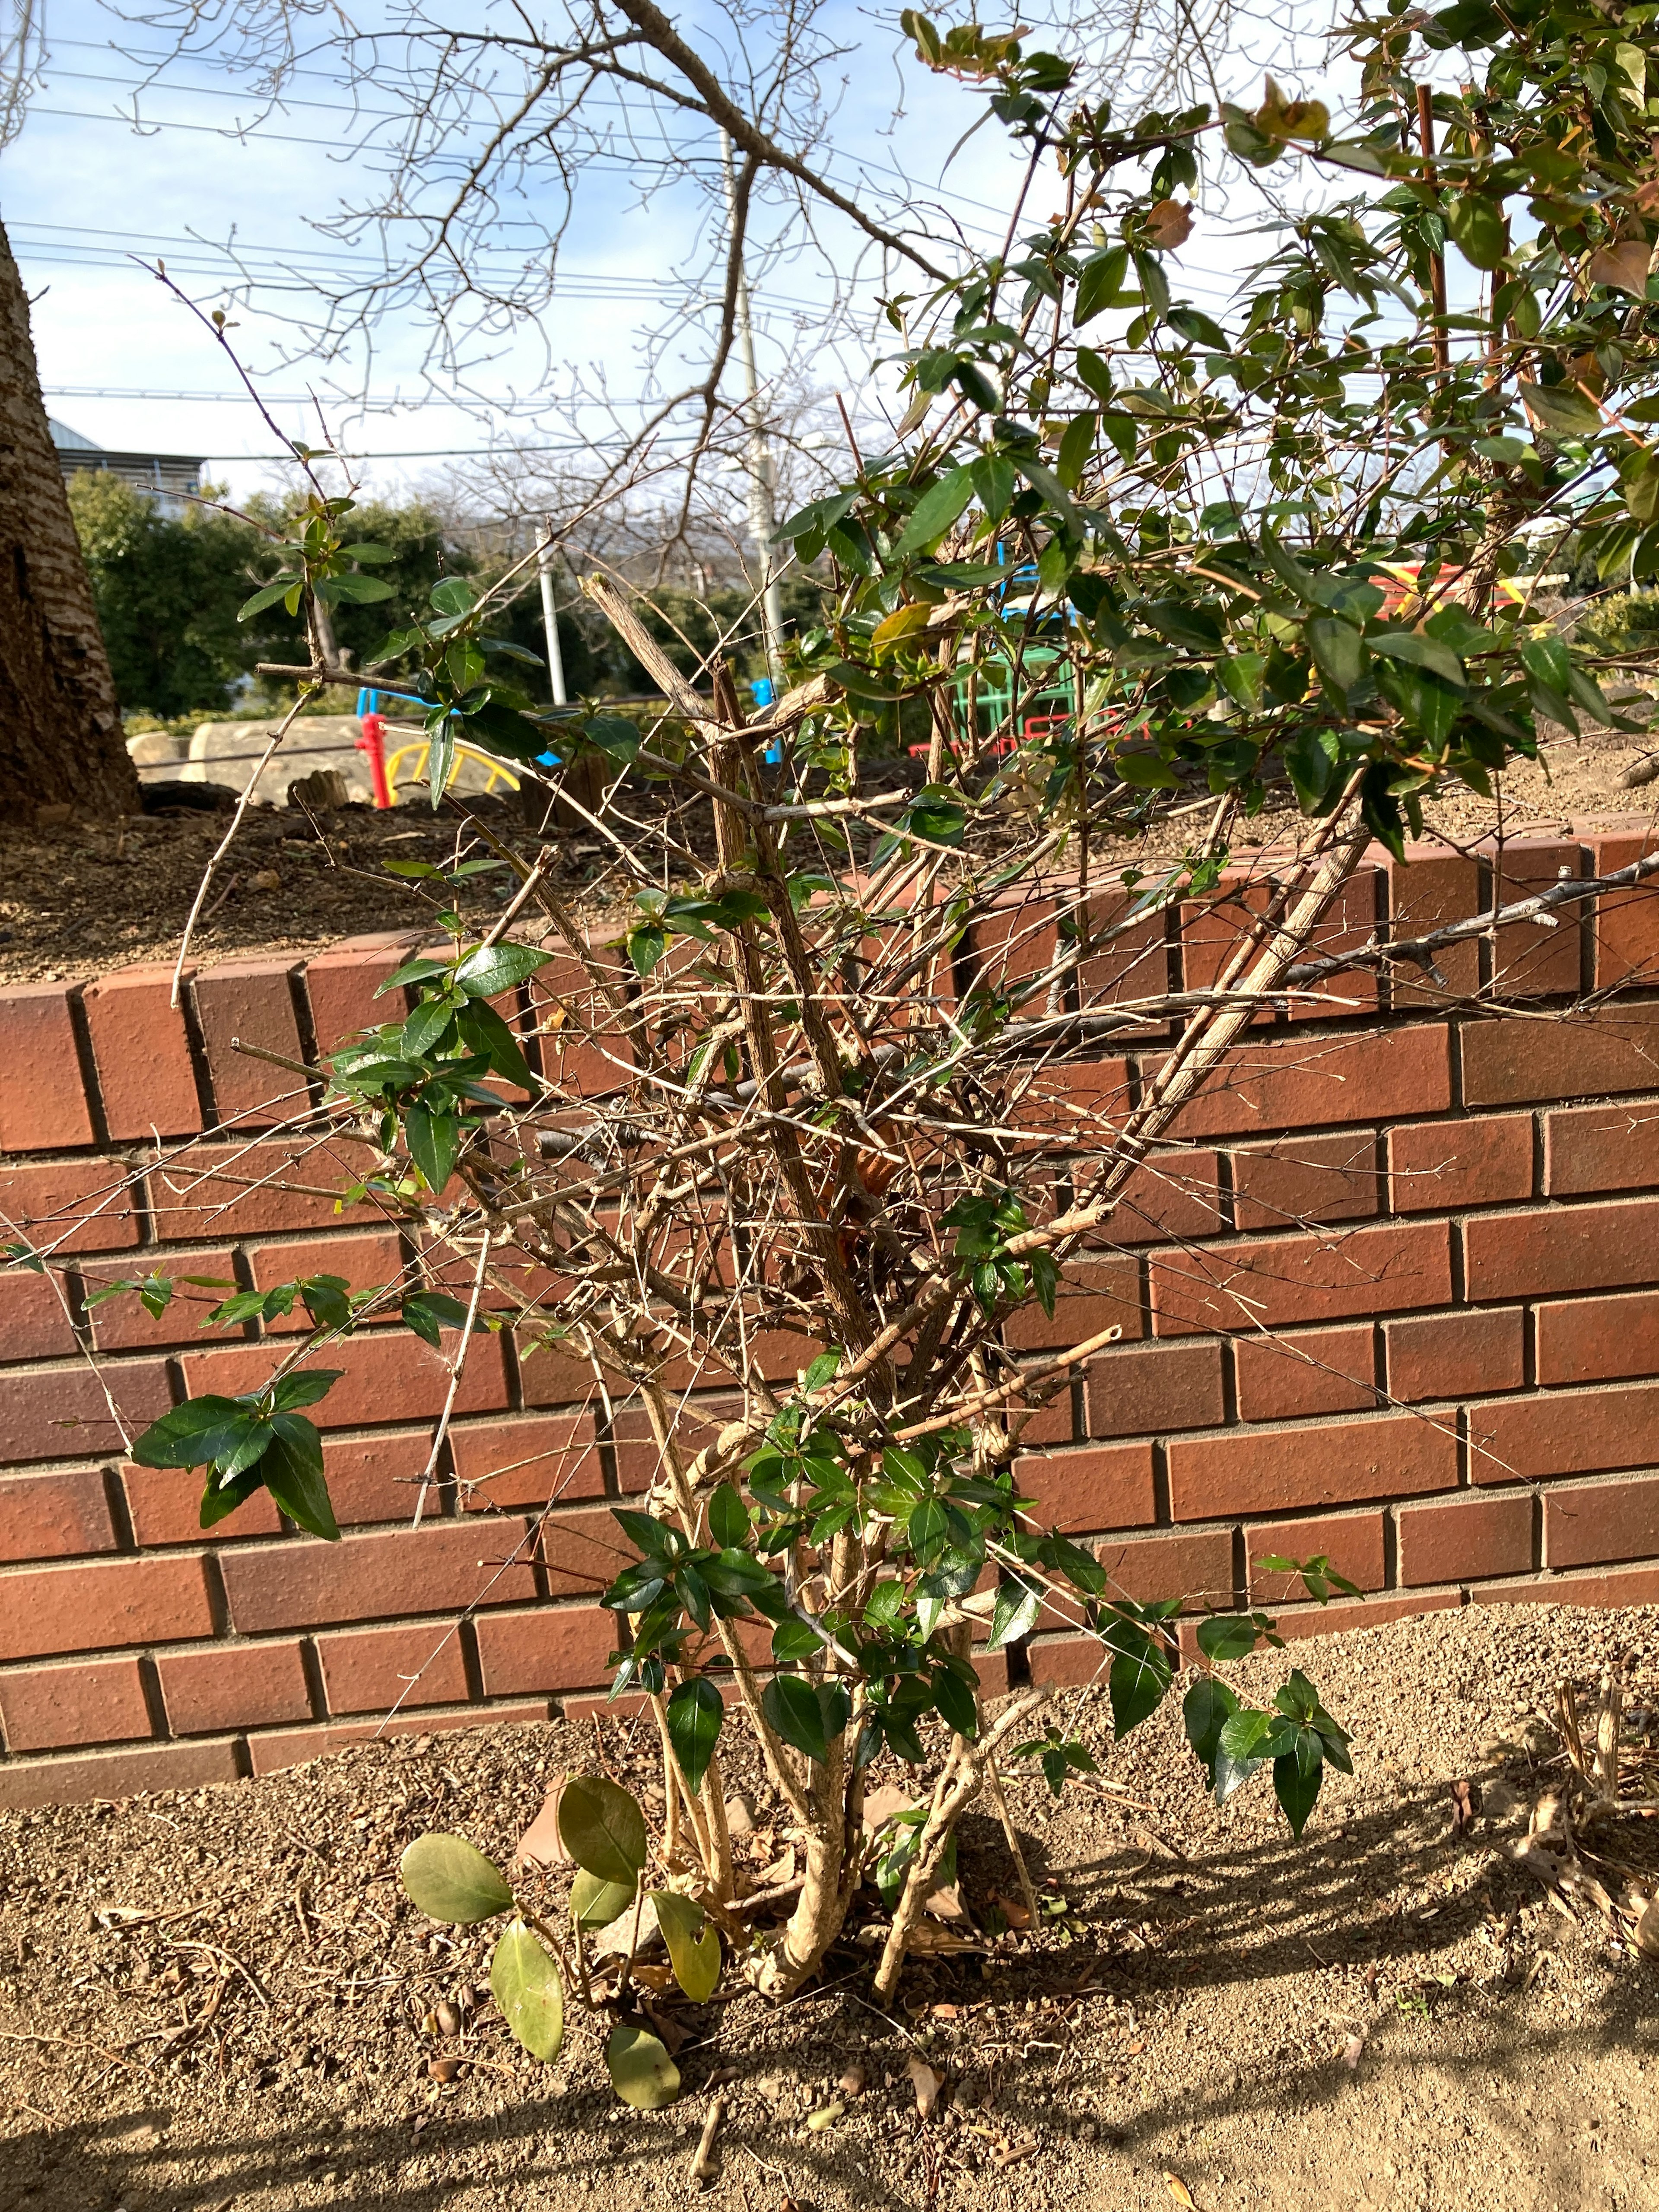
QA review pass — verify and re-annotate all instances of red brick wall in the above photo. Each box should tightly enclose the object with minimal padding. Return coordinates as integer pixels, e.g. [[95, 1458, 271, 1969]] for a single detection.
[[5, 820, 1659, 1802]]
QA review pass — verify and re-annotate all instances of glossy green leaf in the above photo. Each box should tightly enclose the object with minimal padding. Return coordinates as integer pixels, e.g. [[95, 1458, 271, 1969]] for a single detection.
[[558, 1775, 648, 1885], [1195, 1614, 1259, 1662], [454, 941, 552, 1000], [664, 1676, 724, 1795], [130, 1398, 264, 1471], [262, 1414, 339, 1541], [652, 1890, 721, 2001], [707, 1482, 748, 1548], [1274, 1750, 1322, 1837], [490, 1921, 565, 2060], [892, 466, 977, 556], [606, 2022, 680, 2110], [761, 1673, 830, 1763], [399, 1833, 513, 1923], [569, 1869, 637, 1929]]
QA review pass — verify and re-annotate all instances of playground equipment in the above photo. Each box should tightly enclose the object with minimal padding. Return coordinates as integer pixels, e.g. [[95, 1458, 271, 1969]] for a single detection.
[[354, 687, 521, 806]]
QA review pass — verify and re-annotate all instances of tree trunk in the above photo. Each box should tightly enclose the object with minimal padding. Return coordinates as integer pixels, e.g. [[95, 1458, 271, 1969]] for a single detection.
[[0, 218, 139, 818]]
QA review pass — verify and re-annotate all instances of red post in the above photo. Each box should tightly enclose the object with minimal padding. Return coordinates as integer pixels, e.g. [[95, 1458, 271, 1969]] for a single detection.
[[356, 711, 392, 809]]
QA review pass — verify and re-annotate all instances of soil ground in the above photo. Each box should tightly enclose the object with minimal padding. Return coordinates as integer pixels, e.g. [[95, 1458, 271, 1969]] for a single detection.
[[4, 1601, 1659, 2212], [4, 719, 1659, 988]]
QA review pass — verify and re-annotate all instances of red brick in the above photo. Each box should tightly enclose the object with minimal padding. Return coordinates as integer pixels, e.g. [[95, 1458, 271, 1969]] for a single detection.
[[316, 1621, 469, 1714], [1096, 1525, 1234, 1608], [1537, 1289, 1659, 1387], [0, 1158, 141, 1254], [1387, 1115, 1534, 1214], [123, 1461, 283, 1546], [84, 1246, 239, 1351], [1465, 1195, 1659, 1302], [82, 966, 202, 1141], [0, 1554, 212, 1662], [1289, 870, 1381, 1020], [526, 954, 635, 1100], [1083, 1342, 1225, 1438], [1152, 1220, 1452, 1338], [1026, 1634, 1111, 1688], [1586, 827, 1659, 991], [0, 1468, 116, 1562], [180, 1329, 508, 1430], [609, 1399, 744, 1496], [219, 1521, 537, 1634], [959, 895, 1057, 1001], [1014, 1443, 1156, 1534], [519, 1334, 606, 1410], [1168, 1411, 1457, 1520], [1014, 1058, 1133, 1143], [537, 1508, 638, 1599], [191, 958, 306, 1128], [1244, 1510, 1386, 1599], [247, 1230, 407, 1328], [559, 1688, 655, 1722], [1544, 1101, 1659, 1197], [1469, 1383, 1659, 1485], [1005, 1263, 1144, 1350], [1171, 1024, 1450, 1140], [0, 1265, 78, 1358], [1386, 1307, 1526, 1403], [451, 1413, 604, 1510], [1234, 1324, 1375, 1422], [245, 1702, 548, 1775], [157, 1641, 311, 1734], [474, 1604, 617, 1696], [1398, 1492, 1533, 1586], [149, 1138, 378, 1239], [0, 1656, 152, 1751], [323, 1430, 432, 1526], [1471, 1563, 1659, 1607], [1387, 849, 1482, 1004], [0, 1737, 241, 1808], [1190, 866, 1377, 1022], [1232, 1130, 1380, 1232], [0, 1359, 172, 1465], [0, 984, 94, 1151], [1261, 1589, 1461, 1642], [1109, 1152, 1224, 1244], [1485, 836, 1587, 998], [1079, 894, 1171, 1020], [1462, 1000, 1659, 1109], [303, 937, 417, 1057], [1545, 1477, 1659, 1571]]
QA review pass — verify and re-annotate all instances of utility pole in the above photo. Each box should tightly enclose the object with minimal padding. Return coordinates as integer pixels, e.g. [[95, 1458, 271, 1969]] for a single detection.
[[718, 127, 784, 689], [537, 515, 568, 706]]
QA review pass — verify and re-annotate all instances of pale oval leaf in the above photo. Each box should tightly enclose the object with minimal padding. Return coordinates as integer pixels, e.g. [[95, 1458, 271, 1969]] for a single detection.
[[569, 1868, 637, 1930], [606, 2022, 680, 2110], [490, 1921, 565, 2061], [399, 1833, 513, 1924], [559, 1775, 648, 1886], [652, 1890, 721, 2001]]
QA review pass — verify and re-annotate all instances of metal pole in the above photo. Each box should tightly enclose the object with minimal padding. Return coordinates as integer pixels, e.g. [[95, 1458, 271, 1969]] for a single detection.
[[718, 127, 784, 688], [538, 516, 569, 706]]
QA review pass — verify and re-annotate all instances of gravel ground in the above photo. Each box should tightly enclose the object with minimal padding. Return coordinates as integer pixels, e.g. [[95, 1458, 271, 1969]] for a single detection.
[[4, 1601, 1659, 2212]]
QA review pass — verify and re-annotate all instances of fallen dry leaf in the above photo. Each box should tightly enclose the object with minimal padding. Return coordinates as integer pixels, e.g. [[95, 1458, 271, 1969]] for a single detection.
[[1636, 1897, 1659, 1960], [427, 2056, 464, 2084], [1164, 2173, 1197, 2209], [923, 1881, 968, 1922], [931, 2002, 960, 2020], [861, 1783, 917, 1833], [907, 2052, 944, 2119], [1342, 2034, 1364, 2071], [1448, 1778, 1478, 1837], [512, 1783, 567, 1869], [990, 1889, 1032, 1930]]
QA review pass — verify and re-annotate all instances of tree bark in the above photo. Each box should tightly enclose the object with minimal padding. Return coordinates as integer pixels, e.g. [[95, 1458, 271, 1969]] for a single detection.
[[0, 218, 140, 818]]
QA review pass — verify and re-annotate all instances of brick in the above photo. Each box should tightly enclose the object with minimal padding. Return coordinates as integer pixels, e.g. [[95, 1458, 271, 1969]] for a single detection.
[[526, 954, 635, 1099], [537, 1508, 638, 1599], [1108, 1152, 1224, 1245], [559, 1688, 656, 1722], [0, 1265, 78, 1358], [1078, 894, 1171, 1020], [1262, 1589, 1461, 1642], [85, 1246, 239, 1351], [219, 1521, 536, 1634], [323, 1431, 432, 1526], [1586, 827, 1659, 990], [1005, 1263, 1144, 1351], [316, 1621, 469, 1713], [519, 1334, 607, 1410], [1234, 1324, 1375, 1422], [1084, 1342, 1225, 1438], [1152, 1220, 1452, 1338], [0, 1737, 241, 1808], [157, 1641, 311, 1734], [1544, 1101, 1659, 1197], [1231, 1130, 1381, 1232], [610, 1399, 743, 1496], [1462, 999, 1659, 1109], [1545, 1477, 1659, 1571], [1182, 867, 1377, 1022], [1387, 848, 1481, 1003], [1398, 1492, 1533, 1586], [0, 983, 95, 1151], [451, 1413, 604, 1511], [1014, 1443, 1156, 1533], [1537, 1289, 1659, 1388], [0, 1554, 212, 1662], [1387, 1115, 1534, 1214], [1095, 1526, 1234, 1609], [0, 1359, 172, 1465], [0, 1157, 141, 1253], [1469, 1383, 1659, 1485], [0, 1468, 116, 1562], [1015, 1058, 1133, 1142], [149, 1139, 376, 1239], [1171, 1023, 1450, 1140], [1243, 1510, 1386, 1599], [245, 1702, 548, 1775], [1465, 1195, 1659, 1302], [303, 937, 418, 1056], [1168, 1411, 1457, 1520], [191, 958, 306, 1128], [123, 1461, 283, 1546], [82, 966, 202, 1141], [0, 1656, 152, 1751], [958, 895, 1057, 1001], [181, 1329, 508, 1429], [1385, 1307, 1526, 1403], [1026, 1634, 1112, 1688], [247, 1230, 407, 1328], [474, 1604, 617, 1696], [1471, 1563, 1659, 1608], [1485, 836, 1587, 998]]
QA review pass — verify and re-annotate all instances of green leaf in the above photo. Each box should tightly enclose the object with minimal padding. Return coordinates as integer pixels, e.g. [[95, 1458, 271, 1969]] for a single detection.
[[1444, 191, 1507, 271], [399, 1833, 513, 1923], [892, 466, 978, 556], [430, 576, 478, 616], [606, 2023, 680, 2110], [1182, 1675, 1239, 1784], [1519, 379, 1604, 440], [238, 576, 299, 621], [400, 994, 458, 1060], [1074, 245, 1130, 324], [338, 541, 396, 563], [314, 571, 395, 605], [770, 1616, 824, 1664], [1274, 1750, 1322, 1837], [653, 1891, 721, 2001], [490, 1921, 565, 2060], [664, 1677, 724, 1796], [1167, 304, 1227, 350], [1304, 616, 1366, 696], [262, 1414, 339, 1541], [762, 1673, 830, 1763], [569, 1869, 637, 1929], [988, 1576, 1042, 1649], [456, 1000, 537, 1091], [1195, 1614, 1259, 1662], [1367, 629, 1466, 688], [129, 1397, 260, 1471], [454, 941, 552, 999], [558, 1776, 648, 1885], [707, 1482, 748, 1549], [1108, 1643, 1172, 1738], [931, 1662, 979, 1740], [270, 1370, 342, 1413], [403, 1103, 461, 1194]]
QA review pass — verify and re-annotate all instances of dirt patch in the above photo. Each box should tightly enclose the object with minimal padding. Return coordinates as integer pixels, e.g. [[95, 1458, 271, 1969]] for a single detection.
[[4, 1602, 1659, 2210]]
